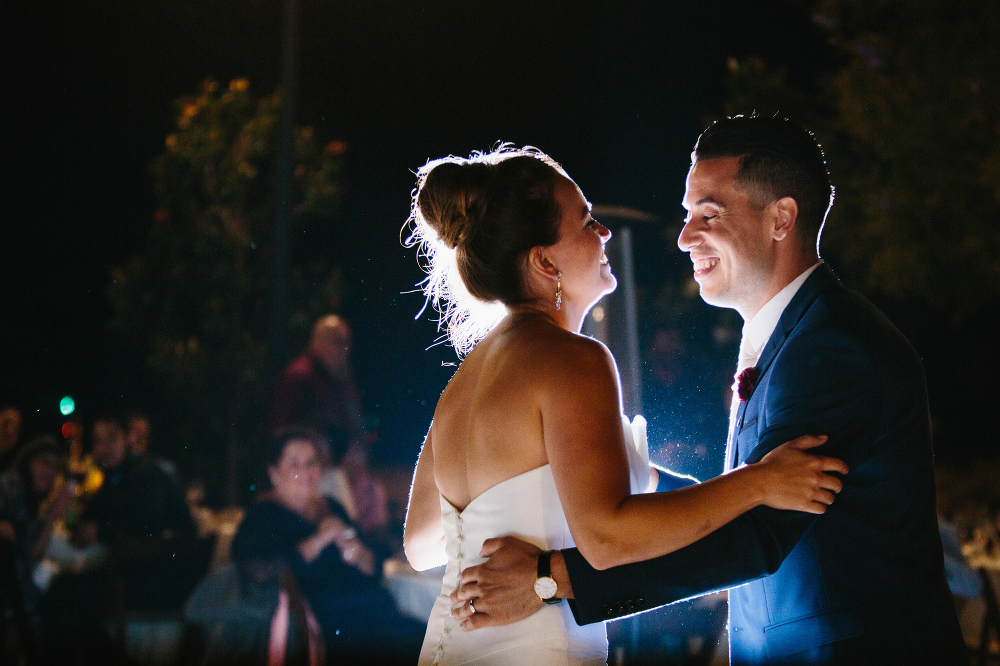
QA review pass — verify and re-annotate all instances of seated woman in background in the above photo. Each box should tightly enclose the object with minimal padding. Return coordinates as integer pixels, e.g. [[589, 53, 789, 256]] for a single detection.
[[231, 429, 423, 664]]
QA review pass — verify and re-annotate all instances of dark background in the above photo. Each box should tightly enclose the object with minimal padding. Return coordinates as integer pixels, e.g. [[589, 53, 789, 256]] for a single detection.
[[2, 1, 989, 496]]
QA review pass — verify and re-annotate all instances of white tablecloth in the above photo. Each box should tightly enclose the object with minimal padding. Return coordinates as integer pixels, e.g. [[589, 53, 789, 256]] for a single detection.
[[383, 558, 444, 622]]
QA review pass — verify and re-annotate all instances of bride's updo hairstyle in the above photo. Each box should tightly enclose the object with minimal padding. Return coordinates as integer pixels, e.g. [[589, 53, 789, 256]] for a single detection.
[[405, 145, 566, 356]]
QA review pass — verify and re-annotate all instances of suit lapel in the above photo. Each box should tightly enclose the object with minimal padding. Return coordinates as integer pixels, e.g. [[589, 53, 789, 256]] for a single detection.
[[728, 265, 840, 468], [726, 401, 748, 471]]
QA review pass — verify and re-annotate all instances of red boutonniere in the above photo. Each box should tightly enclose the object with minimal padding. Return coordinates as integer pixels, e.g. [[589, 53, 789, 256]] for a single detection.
[[737, 367, 760, 402]]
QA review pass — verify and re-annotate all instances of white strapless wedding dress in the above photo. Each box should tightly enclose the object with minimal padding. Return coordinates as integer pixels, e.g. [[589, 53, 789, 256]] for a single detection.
[[418, 416, 650, 666]]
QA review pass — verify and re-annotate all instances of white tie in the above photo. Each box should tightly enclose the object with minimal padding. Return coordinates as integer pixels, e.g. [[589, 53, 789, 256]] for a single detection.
[[736, 335, 758, 377]]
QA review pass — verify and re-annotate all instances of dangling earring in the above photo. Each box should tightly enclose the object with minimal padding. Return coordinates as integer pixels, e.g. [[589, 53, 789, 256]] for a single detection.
[[555, 271, 562, 311]]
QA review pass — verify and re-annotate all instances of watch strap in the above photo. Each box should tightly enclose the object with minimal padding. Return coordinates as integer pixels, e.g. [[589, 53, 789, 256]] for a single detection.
[[537, 550, 553, 579]]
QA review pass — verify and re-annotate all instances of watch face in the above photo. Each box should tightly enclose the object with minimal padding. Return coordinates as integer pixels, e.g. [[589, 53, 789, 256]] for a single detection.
[[534, 576, 558, 600]]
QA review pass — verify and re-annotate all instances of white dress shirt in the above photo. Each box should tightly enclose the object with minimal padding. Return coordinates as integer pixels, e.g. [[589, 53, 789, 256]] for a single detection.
[[727, 262, 823, 446]]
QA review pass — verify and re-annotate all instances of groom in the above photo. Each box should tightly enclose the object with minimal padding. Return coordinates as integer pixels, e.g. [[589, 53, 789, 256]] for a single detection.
[[451, 115, 966, 664]]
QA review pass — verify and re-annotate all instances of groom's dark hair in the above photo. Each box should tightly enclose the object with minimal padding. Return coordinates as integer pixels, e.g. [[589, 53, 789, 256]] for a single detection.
[[693, 114, 834, 254]]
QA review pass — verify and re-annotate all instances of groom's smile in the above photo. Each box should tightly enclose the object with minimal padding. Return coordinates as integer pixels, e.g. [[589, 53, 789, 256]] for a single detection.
[[691, 257, 720, 276], [679, 156, 774, 320]]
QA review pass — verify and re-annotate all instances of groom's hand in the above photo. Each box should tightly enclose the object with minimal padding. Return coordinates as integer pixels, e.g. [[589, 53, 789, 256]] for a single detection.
[[449, 536, 544, 630]]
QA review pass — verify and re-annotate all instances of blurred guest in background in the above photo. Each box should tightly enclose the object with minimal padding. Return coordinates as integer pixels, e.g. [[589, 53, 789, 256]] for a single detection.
[[0, 406, 23, 473], [0, 434, 72, 659], [125, 411, 150, 456], [76, 414, 201, 611], [315, 425, 391, 549], [33, 414, 206, 663], [269, 314, 364, 441], [270, 315, 390, 544], [231, 429, 423, 663], [126, 410, 179, 483]]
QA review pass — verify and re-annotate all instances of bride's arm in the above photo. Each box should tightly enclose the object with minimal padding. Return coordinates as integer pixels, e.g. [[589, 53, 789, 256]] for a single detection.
[[403, 425, 447, 571], [544, 337, 844, 571]]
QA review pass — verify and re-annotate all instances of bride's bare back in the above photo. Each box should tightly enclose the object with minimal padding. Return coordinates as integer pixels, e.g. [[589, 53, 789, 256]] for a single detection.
[[432, 314, 572, 512]]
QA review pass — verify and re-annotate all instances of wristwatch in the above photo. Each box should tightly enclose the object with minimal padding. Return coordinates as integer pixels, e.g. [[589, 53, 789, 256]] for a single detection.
[[533, 550, 561, 604]]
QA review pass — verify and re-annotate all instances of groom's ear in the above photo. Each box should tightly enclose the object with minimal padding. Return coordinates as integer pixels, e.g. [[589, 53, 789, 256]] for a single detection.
[[770, 196, 799, 242], [527, 246, 559, 280]]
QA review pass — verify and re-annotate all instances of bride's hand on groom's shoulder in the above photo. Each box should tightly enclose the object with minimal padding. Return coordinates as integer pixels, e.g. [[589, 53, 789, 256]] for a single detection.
[[449, 536, 544, 631], [755, 435, 849, 514]]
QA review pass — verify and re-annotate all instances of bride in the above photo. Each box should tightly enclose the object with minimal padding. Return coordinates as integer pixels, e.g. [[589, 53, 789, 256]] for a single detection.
[[402, 145, 846, 665]]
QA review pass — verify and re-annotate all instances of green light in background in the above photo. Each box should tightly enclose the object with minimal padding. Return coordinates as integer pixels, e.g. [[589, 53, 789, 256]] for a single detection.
[[60, 396, 76, 416]]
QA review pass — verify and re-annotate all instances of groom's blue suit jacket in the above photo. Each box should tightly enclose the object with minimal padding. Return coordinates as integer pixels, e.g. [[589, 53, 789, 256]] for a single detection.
[[563, 266, 966, 664]]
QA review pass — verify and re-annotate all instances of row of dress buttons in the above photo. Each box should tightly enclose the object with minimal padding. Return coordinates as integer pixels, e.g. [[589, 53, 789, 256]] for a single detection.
[[600, 597, 645, 617], [432, 514, 464, 666]]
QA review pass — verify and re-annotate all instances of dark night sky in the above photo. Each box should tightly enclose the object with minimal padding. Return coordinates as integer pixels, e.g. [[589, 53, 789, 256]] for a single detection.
[[12, 1, 978, 483]]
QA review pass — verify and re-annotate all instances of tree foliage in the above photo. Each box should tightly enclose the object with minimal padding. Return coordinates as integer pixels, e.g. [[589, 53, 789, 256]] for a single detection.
[[723, 0, 1000, 315], [107, 79, 345, 499]]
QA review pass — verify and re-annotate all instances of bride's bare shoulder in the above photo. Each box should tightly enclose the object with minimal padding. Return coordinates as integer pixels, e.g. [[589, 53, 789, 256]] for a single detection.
[[438, 315, 617, 403], [505, 317, 617, 382]]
